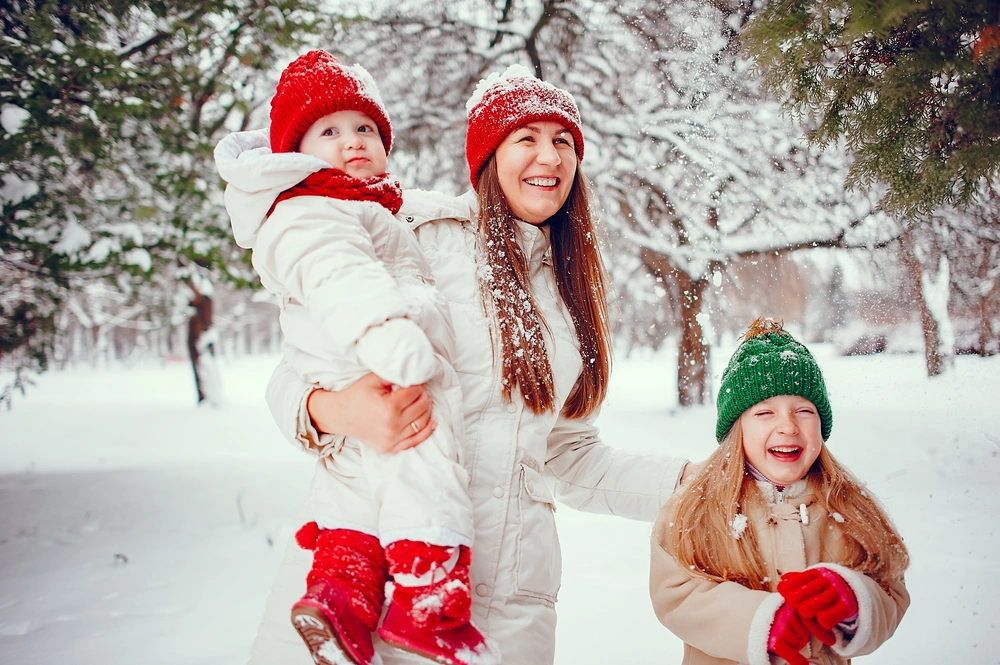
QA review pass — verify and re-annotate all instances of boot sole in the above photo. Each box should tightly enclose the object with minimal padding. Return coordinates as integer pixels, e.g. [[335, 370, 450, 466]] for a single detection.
[[292, 605, 360, 665], [379, 632, 454, 665]]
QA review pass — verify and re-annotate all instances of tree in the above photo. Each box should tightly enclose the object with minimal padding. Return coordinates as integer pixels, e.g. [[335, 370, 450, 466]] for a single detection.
[[0, 0, 330, 405], [740, 0, 1000, 218], [577, 0, 898, 405], [932, 184, 1000, 357]]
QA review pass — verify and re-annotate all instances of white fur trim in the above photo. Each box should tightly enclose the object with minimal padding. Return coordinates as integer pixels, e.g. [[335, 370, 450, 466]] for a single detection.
[[814, 563, 875, 657], [379, 526, 471, 550], [747, 592, 784, 665], [311, 517, 379, 538]]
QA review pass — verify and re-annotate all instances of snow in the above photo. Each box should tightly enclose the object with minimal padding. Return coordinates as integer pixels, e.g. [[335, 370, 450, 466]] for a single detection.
[[315, 635, 352, 665], [0, 173, 39, 206], [730, 513, 748, 539], [347, 64, 386, 113], [122, 248, 152, 272], [921, 255, 956, 357], [466, 64, 535, 112], [52, 216, 92, 256], [1, 104, 30, 135], [1, 347, 999, 664]]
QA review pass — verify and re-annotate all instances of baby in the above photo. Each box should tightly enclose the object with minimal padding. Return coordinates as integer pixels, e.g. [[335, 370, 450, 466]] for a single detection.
[[215, 50, 497, 665]]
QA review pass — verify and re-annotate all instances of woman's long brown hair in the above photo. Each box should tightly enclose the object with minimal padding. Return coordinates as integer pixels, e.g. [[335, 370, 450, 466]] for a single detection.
[[664, 421, 910, 591], [475, 157, 611, 418]]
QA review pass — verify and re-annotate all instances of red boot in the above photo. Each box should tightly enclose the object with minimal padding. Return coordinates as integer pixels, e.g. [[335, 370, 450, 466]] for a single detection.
[[291, 523, 388, 665], [378, 541, 500, 665]]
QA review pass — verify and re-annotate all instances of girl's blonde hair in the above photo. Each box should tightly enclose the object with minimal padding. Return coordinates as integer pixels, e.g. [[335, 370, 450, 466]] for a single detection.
[[666, 420, 909, 591], [474, 157, 611, 418]]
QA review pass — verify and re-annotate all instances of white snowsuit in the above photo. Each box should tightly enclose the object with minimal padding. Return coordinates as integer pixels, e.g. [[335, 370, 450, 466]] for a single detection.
[[242, 144, 693, 663], [215, 129, 472, 548]]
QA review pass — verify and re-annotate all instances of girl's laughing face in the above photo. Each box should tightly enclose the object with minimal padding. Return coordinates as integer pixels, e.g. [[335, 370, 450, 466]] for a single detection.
[[740, 394, 823, 485]]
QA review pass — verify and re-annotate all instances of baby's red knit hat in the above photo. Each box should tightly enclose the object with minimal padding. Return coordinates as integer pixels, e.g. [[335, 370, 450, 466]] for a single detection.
[[465, 64, 585, 188], [269, 50, 393, 155]]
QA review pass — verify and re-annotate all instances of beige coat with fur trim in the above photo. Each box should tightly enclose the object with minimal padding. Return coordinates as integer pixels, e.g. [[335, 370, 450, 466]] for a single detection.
[[650, 479, 909, 665]]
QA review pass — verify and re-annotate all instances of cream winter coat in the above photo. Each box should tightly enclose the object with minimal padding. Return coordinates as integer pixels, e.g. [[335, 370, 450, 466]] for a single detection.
[[215, 130, 472, 547], [650, 478, 909, 665], [250, 162, 690, 663]]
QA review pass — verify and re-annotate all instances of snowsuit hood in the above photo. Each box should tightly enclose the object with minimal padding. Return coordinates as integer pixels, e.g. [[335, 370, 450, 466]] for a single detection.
[[214, 127, 329, 248]]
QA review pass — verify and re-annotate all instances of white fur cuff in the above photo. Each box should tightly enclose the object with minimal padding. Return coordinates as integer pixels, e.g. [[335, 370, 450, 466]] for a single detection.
[[810, 563, 874, 658], [748, 592, 785, 665]]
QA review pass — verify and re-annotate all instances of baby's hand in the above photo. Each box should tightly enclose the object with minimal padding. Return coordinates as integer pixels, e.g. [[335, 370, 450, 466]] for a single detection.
[[356, 318, 436, 387]]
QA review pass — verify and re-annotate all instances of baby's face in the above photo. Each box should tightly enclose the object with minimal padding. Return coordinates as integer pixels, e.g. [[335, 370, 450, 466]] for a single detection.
[[739, 394, 823, 485], [299, 109, 387, 179]]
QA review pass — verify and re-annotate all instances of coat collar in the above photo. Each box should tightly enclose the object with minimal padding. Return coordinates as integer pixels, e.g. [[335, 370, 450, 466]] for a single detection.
[[514, 219, 553, 268], [746, 461, 813, 504]]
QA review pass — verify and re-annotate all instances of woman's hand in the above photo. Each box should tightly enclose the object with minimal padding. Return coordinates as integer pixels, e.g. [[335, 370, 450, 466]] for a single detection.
[[306, 373, 436, 454]]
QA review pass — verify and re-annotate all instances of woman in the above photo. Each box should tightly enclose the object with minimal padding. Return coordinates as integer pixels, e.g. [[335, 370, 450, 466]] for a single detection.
[[250, 64, 693, 664]]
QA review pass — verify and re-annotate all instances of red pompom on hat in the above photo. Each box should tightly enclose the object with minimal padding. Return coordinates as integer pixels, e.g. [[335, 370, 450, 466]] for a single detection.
[[269, 49, 393, 155], [465, 64, 585, 188]]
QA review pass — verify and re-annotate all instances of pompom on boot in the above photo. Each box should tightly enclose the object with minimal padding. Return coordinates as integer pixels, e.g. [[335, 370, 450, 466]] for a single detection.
[[378, 540, 500, 665], [291, 523, 388, 665]]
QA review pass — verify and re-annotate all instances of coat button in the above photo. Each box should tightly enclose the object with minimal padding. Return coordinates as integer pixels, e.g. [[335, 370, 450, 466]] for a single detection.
[[493, 486, 505, 499], [475, 583, 488, 597], [405, 216, 414, 223], [505, 401, 517, 414]]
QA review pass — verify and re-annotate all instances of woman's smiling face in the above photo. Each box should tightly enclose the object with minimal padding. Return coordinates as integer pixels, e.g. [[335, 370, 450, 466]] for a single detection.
[[739, 394, 823, 485], [494, 121, 578, 225]]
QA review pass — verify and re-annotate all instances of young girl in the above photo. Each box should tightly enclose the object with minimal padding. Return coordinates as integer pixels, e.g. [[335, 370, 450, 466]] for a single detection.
[[215, 51, 497, 665], [650, 318, 909, 665]]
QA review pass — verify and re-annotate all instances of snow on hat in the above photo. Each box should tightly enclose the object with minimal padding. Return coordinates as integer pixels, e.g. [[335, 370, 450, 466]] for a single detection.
[[716, 317, 833, 442], [465, 64, 585, 188], [269, 50, 393, 155]]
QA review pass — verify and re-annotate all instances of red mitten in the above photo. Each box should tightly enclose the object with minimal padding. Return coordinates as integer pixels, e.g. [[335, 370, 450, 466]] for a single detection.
[[778, 567, 859, 646], [768, 602, 809, 665]]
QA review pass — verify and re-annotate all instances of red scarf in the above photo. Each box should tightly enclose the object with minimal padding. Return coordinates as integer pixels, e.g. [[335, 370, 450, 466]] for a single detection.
[[268, 169, 404, 217]]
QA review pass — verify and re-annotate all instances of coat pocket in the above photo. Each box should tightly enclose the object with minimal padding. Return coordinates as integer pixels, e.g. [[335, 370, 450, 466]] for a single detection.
[[514, 464, 562, 603]]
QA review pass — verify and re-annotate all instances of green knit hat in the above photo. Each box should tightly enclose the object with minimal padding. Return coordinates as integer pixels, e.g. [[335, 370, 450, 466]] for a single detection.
[[716, 318, 833, 442]]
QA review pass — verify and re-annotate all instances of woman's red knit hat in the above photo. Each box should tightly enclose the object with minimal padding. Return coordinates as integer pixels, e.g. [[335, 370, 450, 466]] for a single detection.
[[269, 50, 393, 155], [465, 64, 585, 188]]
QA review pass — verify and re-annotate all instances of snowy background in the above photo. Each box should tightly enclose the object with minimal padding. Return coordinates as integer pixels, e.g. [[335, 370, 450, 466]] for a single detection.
[[1, 345, 998, 665]]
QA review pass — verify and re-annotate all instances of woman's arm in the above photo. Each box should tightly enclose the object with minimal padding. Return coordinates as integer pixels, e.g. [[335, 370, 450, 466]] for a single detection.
[[543, 413, 690, 521], [265, 358, 436, 456]]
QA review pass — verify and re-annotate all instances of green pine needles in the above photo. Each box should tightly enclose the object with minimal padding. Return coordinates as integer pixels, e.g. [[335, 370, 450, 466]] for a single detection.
[[741, 0, 1000, 217]]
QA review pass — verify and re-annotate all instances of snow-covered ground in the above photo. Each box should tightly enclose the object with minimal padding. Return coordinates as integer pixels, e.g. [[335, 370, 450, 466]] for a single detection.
[[1, 346, 998, 665]]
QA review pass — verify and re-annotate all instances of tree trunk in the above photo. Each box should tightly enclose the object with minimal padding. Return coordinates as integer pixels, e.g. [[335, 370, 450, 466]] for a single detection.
[[899, 229, 946, 376], [978, 248, 999, 356], [676, 271, 710, 406], [187, 285, 214, 403], [641, 248, 710, 407]]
